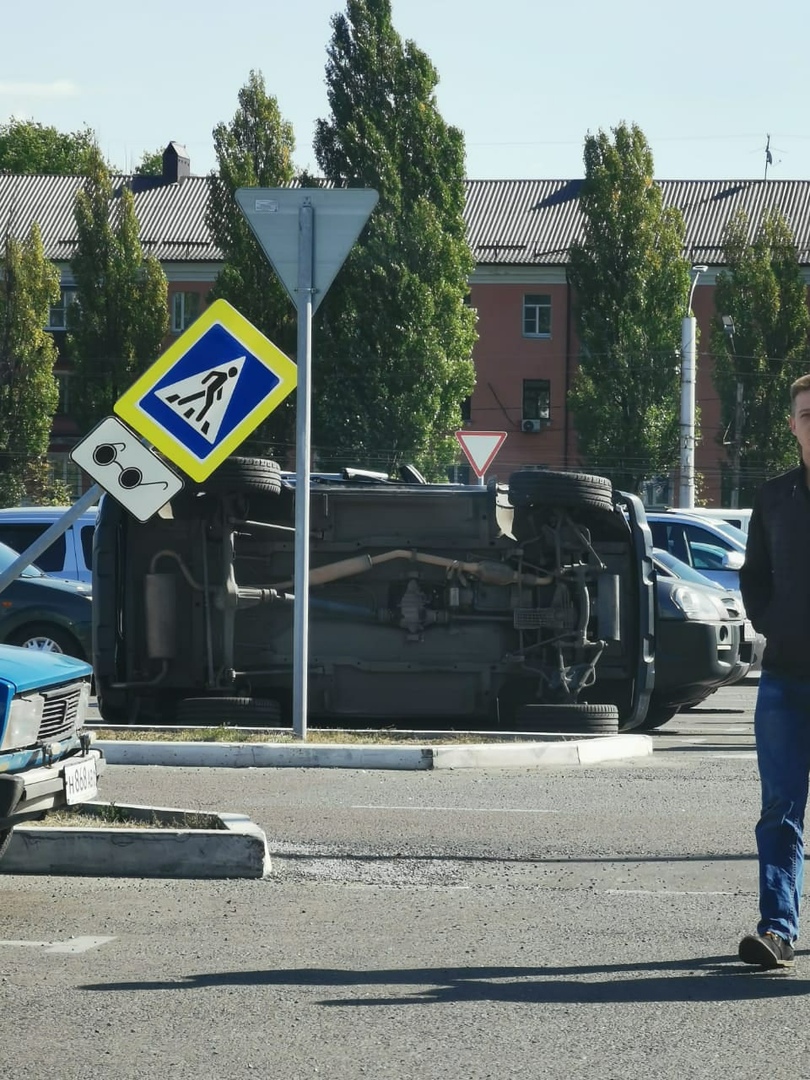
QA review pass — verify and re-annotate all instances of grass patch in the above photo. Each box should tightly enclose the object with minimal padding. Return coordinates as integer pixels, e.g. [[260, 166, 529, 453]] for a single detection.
[[27, 803, 223, 830], [90, 726, 536, 745]]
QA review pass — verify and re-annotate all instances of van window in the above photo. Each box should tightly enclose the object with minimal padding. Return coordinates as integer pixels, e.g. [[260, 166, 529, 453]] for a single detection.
[[0, 524, 66, 574]]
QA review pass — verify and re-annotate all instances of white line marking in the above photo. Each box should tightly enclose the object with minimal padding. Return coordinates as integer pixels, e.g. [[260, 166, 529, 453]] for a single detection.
[[350, 805, 560, 813], [603, 890, 740, 896], [0, 936, 115, 953]]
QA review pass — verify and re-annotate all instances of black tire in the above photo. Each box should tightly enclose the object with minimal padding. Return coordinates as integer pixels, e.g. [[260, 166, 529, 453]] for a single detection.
[[194, 456, 282, 496], [508, 469, 614, 512], [515, 702, 619, 734], [639, 704, 681, 730], [176, 696, 282, 727], [6, 623, 85, 660]]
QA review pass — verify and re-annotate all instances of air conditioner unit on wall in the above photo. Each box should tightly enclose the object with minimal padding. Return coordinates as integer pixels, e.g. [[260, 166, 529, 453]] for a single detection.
[[521, 419, 542, 433]]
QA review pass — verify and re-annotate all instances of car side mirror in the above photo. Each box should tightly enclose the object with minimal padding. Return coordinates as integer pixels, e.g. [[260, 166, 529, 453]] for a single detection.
[[722, 550, 745, 570]]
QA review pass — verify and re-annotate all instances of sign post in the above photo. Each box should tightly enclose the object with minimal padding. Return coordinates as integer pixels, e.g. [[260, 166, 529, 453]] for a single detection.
[[455, 430, 507, 485], [236, 187, 378, 739]]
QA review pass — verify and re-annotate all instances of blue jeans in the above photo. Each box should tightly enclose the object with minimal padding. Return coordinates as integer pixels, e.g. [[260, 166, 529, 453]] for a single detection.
[[754, 670, 810, 942]]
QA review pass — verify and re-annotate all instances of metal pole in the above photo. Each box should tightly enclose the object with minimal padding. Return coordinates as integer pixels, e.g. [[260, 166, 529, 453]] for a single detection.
[[679, 265, 707, 509], [731, 379, 744, 508], [0, 483, 102, 596], [679, 315, 696, 509], [292, 201, 314, 740]]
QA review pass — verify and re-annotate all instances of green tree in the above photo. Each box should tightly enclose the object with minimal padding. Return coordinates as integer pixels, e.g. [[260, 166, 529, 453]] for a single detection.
[[0, 223, 68, 505], [711, 208, 810, 503], [567, 122, 690, 492], [67, 149, 169, 430], [312, 0, 476, 477], [134, 149, 165, 176], [0, 119, 98, 173], [206, 69, 298, 457]]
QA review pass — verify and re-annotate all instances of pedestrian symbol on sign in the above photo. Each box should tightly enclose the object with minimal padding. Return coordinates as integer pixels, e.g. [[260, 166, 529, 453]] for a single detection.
[[155, 357, 245, 443]]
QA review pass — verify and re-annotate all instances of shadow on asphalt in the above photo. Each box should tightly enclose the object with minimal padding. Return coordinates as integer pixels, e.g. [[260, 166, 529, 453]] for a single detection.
[[82, 955, 808, 1002]]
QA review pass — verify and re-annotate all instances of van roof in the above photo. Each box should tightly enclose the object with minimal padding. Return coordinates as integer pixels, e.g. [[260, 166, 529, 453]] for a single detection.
[[0, 506, 99, 520]]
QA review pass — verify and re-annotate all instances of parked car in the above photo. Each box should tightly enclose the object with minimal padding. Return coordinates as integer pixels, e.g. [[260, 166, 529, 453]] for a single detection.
[[0, 506, 98, 583], [671, 507, 752, 535], [93, 461, 659, 734], [638, 549, 747, 730], [0, 644, 104, 861], [0, 542, 93, 660], [646, 512, 747, 591], [652, 547, 763, 700]]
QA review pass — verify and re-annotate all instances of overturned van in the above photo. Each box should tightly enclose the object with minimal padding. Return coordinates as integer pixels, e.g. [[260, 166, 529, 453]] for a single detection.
[[92, 459, 657, 733]]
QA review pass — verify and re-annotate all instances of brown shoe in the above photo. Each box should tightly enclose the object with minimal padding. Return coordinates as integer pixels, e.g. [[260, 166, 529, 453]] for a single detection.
[[738, 931, 795, 969]]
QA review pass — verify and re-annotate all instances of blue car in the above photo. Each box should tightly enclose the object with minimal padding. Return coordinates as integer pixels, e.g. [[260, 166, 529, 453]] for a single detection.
[[0, 644, 105, 861]]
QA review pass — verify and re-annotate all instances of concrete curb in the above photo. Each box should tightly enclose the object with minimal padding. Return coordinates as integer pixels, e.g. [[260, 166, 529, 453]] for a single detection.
[[96, 733, 653, 770], [3, 802, 271, 879]]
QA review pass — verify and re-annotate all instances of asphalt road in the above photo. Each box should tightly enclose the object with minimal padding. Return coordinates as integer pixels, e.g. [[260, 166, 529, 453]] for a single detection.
[[5, 677, 808, 1080]]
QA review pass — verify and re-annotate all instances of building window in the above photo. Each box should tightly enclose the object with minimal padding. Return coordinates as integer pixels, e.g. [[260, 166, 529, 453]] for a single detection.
[[522, 379, 551, 427], [523, 293, 551, 337], [47, 288, 77, 331], [55, 371, 72, 415], [172, 291, 202, 332]]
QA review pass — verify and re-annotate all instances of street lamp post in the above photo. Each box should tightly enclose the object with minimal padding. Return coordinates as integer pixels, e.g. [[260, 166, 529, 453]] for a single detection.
[[679, 264, 708, 508]]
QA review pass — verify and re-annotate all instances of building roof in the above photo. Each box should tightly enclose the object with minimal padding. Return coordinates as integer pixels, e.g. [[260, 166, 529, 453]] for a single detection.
[[465, 178, 810, 265], [0, 173, 220, 263], [4, 170, 810, 268]]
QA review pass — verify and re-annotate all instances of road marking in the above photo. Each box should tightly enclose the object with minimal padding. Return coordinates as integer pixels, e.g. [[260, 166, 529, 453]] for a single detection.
[[351, 805, 560, 814], [0, 936, 116, 954], [603, 890, 741, 896]]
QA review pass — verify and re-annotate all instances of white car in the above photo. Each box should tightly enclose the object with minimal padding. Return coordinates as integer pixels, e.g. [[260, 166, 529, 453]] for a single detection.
[[0, 506, 98, 583]]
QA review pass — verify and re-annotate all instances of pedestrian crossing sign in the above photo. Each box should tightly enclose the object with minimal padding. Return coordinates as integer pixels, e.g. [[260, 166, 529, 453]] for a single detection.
[[114, 300, 297, 481]]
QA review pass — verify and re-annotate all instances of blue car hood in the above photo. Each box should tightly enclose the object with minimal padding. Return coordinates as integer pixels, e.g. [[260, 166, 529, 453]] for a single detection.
[[0, 643, 93, 695]]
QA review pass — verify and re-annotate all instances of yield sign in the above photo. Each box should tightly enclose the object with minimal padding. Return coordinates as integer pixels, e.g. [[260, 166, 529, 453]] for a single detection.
[[235, 187, 379, 313], [455, 430, 507, 478]]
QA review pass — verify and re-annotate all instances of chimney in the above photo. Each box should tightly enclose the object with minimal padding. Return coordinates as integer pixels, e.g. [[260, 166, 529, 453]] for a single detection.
[[162, 142, 190, 183]]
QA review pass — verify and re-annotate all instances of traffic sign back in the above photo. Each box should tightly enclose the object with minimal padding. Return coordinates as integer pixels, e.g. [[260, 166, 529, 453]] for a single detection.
[[235, 188, 379, 312], [115, 300, 297, 481]]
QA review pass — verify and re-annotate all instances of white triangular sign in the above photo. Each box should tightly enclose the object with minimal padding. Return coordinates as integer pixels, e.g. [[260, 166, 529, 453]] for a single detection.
[[455, 431, 507, 477], [155, 357, 245, 444]]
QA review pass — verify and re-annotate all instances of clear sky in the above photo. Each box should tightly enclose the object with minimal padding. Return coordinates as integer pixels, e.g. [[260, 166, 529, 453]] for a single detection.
[[3, 0, 809, 181]]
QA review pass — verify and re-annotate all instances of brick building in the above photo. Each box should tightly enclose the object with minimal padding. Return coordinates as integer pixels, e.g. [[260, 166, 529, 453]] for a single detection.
[[3, 144, 810, 503]]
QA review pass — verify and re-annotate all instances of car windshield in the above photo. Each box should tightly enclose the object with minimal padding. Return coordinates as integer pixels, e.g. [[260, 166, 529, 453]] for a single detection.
[[0, 541, 47, 578], [653, 548, 723, 589]]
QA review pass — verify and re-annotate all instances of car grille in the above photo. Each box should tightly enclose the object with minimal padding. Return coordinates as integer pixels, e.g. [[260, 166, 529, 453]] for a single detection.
[[720, 595, 743, 620], [38, 682, 85, 741]]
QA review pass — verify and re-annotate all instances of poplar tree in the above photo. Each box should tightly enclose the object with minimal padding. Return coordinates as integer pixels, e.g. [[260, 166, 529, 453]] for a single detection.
[[67, 149, 168, 430], [0, 223, 67, 504], [312, 0, 477, 476], [711, 208, 810, 503], [567, 123, 690, 492], [206, 69, 298, 457]]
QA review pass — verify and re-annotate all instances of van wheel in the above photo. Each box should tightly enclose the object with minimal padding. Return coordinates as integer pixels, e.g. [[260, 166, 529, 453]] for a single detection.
[[193, 457, 282, 496], [7, 623, 85, 660], [514, 703, 619, 734], [176, 696, 282, 726], [508, 470, 614, 512]]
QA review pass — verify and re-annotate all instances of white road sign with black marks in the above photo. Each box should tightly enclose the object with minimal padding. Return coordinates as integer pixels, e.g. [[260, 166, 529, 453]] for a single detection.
[[70, 415, 184, 522]]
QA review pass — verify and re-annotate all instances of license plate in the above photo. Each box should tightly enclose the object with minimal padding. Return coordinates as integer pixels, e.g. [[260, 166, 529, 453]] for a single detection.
[[743, 619, 754, 641], [63, 756, 98, 805]]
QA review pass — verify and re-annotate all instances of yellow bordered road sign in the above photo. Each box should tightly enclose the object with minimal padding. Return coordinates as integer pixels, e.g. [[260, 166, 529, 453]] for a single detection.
[[114, 300, 297, 482]]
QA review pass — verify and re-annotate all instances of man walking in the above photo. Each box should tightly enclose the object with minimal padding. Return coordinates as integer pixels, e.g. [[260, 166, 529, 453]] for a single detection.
[[738, 372, 810, 969]]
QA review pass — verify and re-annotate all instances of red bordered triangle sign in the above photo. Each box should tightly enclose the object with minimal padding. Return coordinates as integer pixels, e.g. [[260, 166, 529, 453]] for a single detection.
[[455, 430, 507, 478]]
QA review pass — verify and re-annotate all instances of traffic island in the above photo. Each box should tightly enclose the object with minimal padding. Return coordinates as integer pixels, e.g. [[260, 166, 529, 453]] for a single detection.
[[1, 802, 271, 879], [95, 732, 653, 770]]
